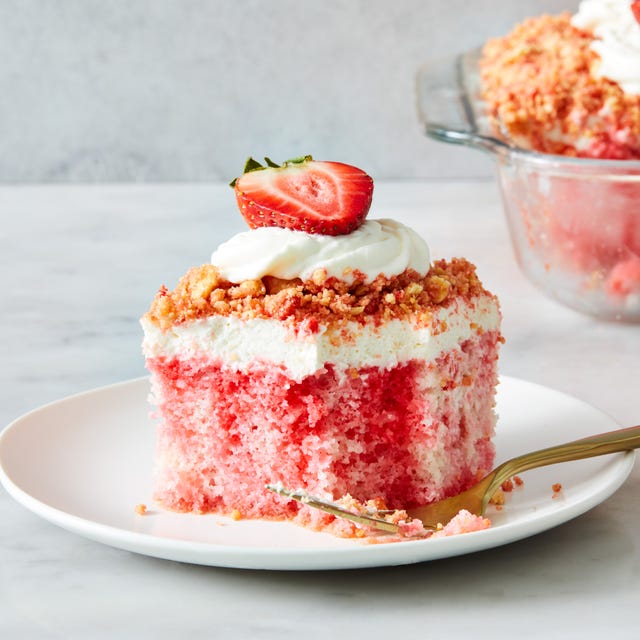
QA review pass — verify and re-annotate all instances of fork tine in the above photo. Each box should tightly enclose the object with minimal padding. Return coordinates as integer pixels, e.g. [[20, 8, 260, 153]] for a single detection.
[[266, 484, 401, 533]]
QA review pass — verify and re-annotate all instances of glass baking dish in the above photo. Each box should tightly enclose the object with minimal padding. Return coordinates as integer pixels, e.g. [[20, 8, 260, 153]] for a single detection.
[[416, 48, 640, 323]]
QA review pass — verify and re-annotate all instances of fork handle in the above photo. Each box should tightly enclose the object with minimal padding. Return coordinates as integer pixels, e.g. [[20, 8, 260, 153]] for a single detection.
[[484, 424, 640, 509]]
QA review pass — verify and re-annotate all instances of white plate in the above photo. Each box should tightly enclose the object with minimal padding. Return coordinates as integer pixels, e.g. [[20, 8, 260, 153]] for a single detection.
[[0, 376, 633, 570]]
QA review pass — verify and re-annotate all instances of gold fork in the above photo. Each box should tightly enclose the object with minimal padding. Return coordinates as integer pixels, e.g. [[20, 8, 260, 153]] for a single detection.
[[267, 424, 640, 534]]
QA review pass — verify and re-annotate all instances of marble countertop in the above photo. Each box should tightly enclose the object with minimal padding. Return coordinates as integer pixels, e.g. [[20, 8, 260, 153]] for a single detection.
[[1, 181, 639, 638]]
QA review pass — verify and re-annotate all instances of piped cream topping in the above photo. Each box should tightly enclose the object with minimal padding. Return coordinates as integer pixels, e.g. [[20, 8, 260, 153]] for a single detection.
[[572, 0, 640, 94], [210, 219, 431, 284]]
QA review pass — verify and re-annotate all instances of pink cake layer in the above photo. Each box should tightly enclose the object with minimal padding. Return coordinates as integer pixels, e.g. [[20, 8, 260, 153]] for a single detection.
[[147, 329, 501, 526], [507, 173, 640, 299]]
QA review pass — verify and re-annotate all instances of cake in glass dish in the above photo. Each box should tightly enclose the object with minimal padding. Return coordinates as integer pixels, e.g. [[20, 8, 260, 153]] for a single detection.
[[479, 1, 640, 318], [141, 156, 502, 538], [417, 1, 640, 321]]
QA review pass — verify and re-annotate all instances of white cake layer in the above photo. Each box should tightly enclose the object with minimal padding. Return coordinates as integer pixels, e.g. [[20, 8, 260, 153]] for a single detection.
[[142, 296, 500, 381]]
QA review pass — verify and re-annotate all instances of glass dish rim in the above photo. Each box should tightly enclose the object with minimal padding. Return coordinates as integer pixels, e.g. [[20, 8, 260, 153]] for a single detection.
[[427, 125, 640, 173], [427, 125, 640, 170], [417, 47, 640, 173]]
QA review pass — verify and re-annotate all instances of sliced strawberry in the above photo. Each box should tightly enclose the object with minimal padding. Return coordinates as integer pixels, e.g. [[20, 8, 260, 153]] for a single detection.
[[633, 1, 640, 24], [231, 156, 374, 235]]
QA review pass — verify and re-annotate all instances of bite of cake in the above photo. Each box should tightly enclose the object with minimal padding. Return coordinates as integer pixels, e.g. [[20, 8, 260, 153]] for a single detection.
[[141, 156, 502, 538]]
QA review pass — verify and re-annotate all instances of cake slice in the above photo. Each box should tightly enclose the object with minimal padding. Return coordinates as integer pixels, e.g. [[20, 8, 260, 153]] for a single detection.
[[141, 157, 502, 535]]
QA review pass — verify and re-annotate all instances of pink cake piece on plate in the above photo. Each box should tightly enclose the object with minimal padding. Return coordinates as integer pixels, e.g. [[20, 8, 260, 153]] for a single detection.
[[140, 158, 503, 538]]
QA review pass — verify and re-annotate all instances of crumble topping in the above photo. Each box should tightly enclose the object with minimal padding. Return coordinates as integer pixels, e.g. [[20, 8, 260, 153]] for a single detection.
[[144, 258, 493, 330], [480, 14, 640, 158]]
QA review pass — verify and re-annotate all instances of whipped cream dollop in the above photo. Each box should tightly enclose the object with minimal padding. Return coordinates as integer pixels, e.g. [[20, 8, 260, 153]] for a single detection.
[[572, 0, 640, 95], [210, 219, 431, 284]]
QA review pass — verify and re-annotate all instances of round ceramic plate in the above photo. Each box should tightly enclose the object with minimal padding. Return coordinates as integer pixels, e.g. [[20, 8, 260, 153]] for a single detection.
[[0, 376, 634, 570]]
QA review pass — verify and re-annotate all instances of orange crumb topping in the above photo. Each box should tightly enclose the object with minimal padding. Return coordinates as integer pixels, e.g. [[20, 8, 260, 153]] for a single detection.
[[489, 488, 506, 506], [480, 14, 640, 158], [134, 503, 147, 515], [552, 483, 563, 493], [230, 509, 243, 521], [144, 258, 494, 331], [501, 479, 515, 493]]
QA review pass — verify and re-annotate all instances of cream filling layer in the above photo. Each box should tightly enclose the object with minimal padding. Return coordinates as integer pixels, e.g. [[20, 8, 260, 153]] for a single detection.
[[141, 296, 500, 381]]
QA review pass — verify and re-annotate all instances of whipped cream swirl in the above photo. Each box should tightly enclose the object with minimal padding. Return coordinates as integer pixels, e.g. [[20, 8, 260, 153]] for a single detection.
[[210, 219, 431, 284], [572, 0, 640, 95]]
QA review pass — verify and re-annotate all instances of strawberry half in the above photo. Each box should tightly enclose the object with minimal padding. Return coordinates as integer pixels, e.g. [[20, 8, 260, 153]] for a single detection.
[[231, 156, 374, 236], [633, 1, 640, 25]]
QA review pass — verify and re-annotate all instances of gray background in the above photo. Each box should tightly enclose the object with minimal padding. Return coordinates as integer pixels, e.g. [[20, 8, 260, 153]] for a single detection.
[[2, 0, 578, 183]]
